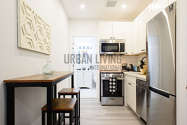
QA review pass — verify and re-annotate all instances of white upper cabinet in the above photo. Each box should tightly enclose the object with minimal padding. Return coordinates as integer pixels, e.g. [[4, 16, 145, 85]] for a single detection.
[[98, 22, 113, 39], [98, 21, 146, 54], [133, 22, 147, 53]]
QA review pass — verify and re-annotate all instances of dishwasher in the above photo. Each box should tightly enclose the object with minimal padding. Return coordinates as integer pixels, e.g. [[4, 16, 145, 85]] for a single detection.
[[136, 79, 148, 123]]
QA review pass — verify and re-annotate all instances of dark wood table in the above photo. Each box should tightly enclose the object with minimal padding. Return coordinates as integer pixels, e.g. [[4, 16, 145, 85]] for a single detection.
[[4, 71, 74, 125]]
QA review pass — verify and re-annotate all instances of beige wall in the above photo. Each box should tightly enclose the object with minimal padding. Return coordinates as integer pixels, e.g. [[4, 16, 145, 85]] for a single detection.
[[0, 0, 71, 125]]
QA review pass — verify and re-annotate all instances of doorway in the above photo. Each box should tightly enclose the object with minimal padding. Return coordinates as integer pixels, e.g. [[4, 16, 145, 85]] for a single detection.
[[72, 37, 99, 99]]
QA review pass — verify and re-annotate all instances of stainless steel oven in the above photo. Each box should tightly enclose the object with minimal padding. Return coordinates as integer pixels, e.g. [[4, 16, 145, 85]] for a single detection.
[[100, 39, 125, 54], [100, 72, 124, 106]]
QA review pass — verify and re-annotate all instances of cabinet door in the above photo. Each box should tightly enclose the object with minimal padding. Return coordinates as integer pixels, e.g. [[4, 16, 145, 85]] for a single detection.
[[131, 81, 136, 112], [133, 22, 146, 53], [124, 23, 136, 54], [113, 22, 132, 35], [98, 22, 113, 39], [126, 80, 131, 107], [126, 76, 136, 112]]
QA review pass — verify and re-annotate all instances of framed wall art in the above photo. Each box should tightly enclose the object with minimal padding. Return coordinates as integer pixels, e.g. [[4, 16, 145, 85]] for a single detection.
[[18, 0, 51, 55]]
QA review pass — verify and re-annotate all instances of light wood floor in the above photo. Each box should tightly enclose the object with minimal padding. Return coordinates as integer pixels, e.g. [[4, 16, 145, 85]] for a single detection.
[[80, 99, 144, 125]]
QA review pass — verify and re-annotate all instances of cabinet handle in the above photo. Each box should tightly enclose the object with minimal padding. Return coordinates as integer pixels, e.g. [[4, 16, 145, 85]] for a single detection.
[[128, 82, 132, 85]]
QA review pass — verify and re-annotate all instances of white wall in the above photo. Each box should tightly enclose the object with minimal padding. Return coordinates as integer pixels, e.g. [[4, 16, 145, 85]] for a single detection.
[[0, 0, 71, 125], [176, 0, 187, 125]]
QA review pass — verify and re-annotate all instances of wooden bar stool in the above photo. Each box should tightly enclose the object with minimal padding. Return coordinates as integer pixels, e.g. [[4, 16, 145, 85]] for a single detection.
[[41, 98, 78, 125], [58, 88, 80, 125]]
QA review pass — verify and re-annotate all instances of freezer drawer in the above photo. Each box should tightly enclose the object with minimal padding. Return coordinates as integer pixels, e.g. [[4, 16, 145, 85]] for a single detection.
[[147, 88, 176, 125]]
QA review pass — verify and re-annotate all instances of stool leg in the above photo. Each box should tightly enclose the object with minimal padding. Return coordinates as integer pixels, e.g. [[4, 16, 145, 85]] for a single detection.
[[75, 102, 78, 125], [42, 111, 45, 125], [58, 113, 61, 125], [79, 92, 80, 119], [63, 113, 65, 125], [53, 112, 56, 125], [69, 112, 73, 125]]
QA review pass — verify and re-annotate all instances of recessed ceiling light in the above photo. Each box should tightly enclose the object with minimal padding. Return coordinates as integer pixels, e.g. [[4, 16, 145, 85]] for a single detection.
[[80, 4, 86, 9], [121, 4, 127, 9]]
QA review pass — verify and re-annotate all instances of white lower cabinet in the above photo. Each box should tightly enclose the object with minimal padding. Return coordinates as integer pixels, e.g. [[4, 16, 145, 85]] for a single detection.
[[125, 76, 136, 113]]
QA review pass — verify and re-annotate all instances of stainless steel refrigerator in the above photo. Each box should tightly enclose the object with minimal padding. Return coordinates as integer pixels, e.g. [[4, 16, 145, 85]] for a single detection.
[[147, 2, 176, 125]]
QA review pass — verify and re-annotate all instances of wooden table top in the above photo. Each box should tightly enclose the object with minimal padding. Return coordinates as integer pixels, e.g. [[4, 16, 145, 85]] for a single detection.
[[4, 71, 73, 84]]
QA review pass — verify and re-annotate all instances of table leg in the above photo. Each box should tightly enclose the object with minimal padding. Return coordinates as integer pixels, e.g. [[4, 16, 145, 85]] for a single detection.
[[47, 86, 53, 125], [53, 85, 57, 124], [6, 86, 15, 125], [79, 91, 80, 119], [71, 74, 74, 88], [54, 85, 57, 98]]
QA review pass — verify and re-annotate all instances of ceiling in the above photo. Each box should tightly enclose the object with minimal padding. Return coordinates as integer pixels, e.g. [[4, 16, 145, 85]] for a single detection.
[[61, 0, 152, 21]]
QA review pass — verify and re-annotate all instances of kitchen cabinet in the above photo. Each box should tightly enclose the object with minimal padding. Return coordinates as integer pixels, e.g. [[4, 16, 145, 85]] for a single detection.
[[133, 22, 147, 53], [98, 21, 146, 54], [125, 75, 136, 112], [98, 22, 113, 39], [98, 22, 133, 40]]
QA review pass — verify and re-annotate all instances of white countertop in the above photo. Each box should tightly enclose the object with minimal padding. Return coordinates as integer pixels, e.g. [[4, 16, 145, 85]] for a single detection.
[[124, 72, 147, 81]]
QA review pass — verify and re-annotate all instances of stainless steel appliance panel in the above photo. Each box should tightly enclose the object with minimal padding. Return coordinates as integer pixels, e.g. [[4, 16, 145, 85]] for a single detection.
[[147, 3, 176, 125], [100, 72, 124, 106], [147, 89, 176, 125], [101, 97, 124, 106], [136, 79, 147, 122], [100, 40, 125, 54], [147, 3, 176, 95]]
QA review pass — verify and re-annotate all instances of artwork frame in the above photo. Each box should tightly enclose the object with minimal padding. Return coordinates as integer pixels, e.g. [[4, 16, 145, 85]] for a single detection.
[[17, 0, 51, 55]]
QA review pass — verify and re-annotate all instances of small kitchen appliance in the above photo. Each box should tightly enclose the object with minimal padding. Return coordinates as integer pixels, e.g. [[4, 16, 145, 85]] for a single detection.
[[100, 39, 125, 54]]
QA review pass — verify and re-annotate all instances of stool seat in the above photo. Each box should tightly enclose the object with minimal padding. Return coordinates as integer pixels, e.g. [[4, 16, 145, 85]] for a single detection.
[[42, 98, 76, 112], [58, 88, 80, 95]]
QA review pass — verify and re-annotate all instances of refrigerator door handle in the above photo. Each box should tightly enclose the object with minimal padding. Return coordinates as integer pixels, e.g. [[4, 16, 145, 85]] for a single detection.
[[149, 87, 170, 98]]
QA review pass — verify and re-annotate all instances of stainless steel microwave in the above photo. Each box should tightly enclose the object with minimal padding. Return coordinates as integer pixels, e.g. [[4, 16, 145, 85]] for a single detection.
[[100, 39, 125, 54]]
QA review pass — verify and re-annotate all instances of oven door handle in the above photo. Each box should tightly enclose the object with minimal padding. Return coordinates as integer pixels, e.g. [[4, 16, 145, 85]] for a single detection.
[[116, 77, 124, 80], [101, 78, 110, 80]]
